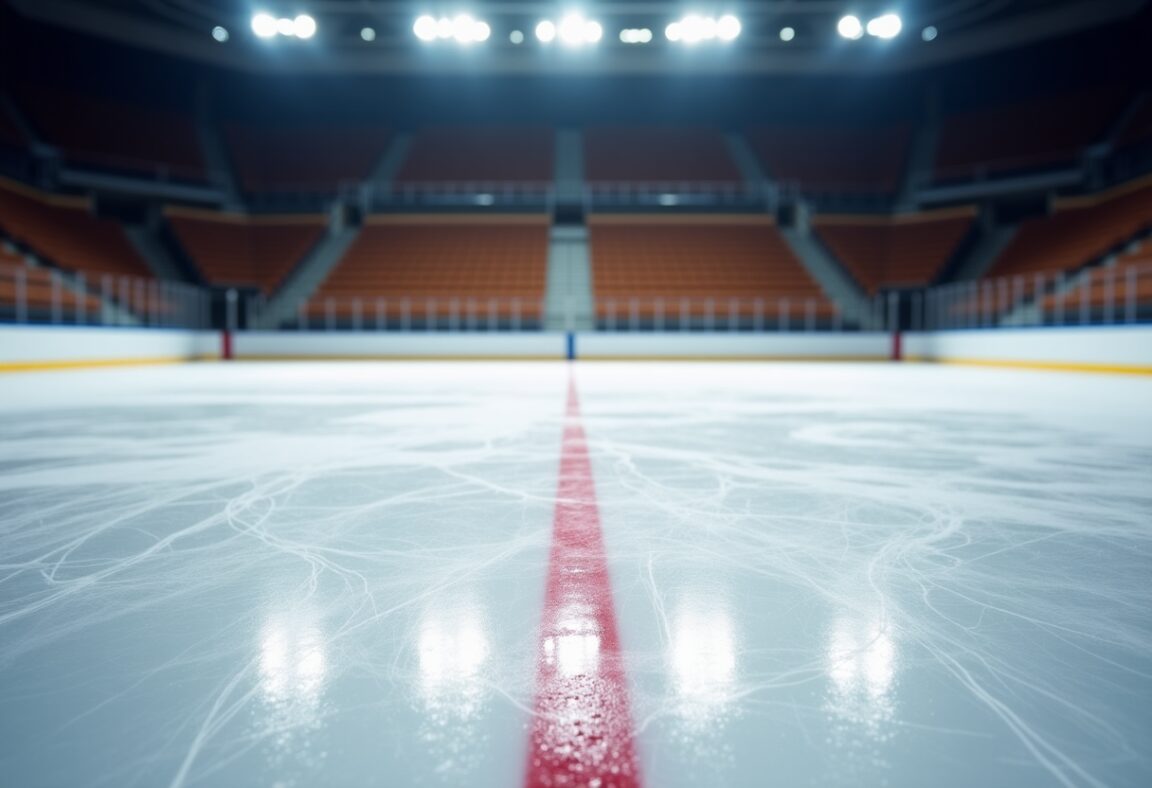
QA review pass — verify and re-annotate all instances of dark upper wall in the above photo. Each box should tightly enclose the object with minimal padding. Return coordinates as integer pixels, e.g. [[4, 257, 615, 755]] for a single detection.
[[1, 0, 1148, 129]]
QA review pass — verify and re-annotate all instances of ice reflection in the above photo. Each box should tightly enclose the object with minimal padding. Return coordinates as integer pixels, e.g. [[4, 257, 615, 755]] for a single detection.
[[542, 601, 602, 678], [824, 608, 898, 738], [253, 604, 330, 781], [414, 594, 493, 776], [668, 590, 738, 730]]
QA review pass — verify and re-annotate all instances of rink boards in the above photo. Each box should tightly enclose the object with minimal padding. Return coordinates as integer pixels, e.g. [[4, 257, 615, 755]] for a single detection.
[[1, 323, 1152, 372]]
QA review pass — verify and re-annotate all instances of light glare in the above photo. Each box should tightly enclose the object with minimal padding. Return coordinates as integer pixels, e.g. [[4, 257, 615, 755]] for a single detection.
[[552, 14, 601, 45], [361, 27, 376, 42], [414, 15, 437, 41], [251, 13, 277, 38], [559, 15, 584, 45], [452, 14, 476, 43], [838, 15, 864, 40], [536, 20, 556, 43], [620, 28, 653, 44], [681, 14, 704, 43], [276, 17, 296, 36], [668, 15, 740, 44], [922, 25, 938, 41], [212, 26, 229, 43], [717, 15, 741, 41], [779, 26, 795, 42], [293, 14, 316, 39], [866, 13, 902, 39]]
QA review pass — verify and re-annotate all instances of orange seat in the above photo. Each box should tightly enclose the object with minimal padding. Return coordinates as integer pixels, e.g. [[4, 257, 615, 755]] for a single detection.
[[169, 210, 325, 294], [588, 216, 836, 326], [0, 180, 152, 280], [988, 184, 1152, 279], [303, 218, 549, 324], [816, 211, 974, 294]]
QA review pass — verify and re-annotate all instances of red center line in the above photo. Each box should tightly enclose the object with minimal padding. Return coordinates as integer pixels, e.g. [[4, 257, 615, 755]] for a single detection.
[[524, 381, 643, 788]]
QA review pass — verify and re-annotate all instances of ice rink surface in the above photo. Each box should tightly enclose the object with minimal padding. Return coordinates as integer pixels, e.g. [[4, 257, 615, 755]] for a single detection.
[[0, 361, 1150, 788]]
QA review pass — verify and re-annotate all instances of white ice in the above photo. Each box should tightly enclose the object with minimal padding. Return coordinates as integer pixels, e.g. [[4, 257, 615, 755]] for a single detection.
[[0, 361, 1149, 787]]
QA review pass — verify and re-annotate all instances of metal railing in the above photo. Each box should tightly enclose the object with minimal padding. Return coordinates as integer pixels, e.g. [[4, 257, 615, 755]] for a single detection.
[[589, 295, 857, 332], [248, 293, 548, 332], [363, 181, 555, 209], [584, 181, 772, 208], [4, 259, 1148, 336], [0, 262, 211, 329], [919, 259, 1152, 331]]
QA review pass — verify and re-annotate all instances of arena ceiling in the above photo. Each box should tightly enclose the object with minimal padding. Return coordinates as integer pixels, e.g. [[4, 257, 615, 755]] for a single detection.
[[4, 0, 1149, 74]]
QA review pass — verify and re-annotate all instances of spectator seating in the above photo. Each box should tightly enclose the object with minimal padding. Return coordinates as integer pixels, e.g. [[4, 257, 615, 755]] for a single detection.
[[14, 86, 206, 181], [588, 215, 833, 324], [814, 208, 976, 294], [307, 216, 550, 324], [0, 263, 104, 319], [1117, 96, 1152, 150], [0, 108, 23, 149], [225, 124, 391, 193], [167, 208, 326, 293], [0, 178, 151, 280], [987, 179, 1152, 279], [935, 88, 1127, 181], [583, 128, 742, 184], [746, 125, 911, 194], [395, 127, 554, 185]]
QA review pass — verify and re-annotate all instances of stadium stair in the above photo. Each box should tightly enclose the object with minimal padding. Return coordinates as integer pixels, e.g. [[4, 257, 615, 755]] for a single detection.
[[899, 90, 942, 208], [554, 129, 584, 208], [250, 211, 360, 329], [123, 216, 192, 283], [367, 133, 413, 192], [723, 132, 770, 191], [947, 220, 1019, 283], [544, 225, 594, 331], [193, 86, 242, 209], [776, 211, 875, 328]]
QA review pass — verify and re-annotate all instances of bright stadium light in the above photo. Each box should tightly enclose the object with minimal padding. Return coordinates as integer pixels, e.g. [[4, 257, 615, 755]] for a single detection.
[[277, 17, 296, 36], [414, 15, 438, 41], [667, 14, 739, 44], [717, 15, 741, 41], [866, 13, 902, 39], [543, 14, 600, 45], [620, 28, 653, 44], [452, 14, 477, 43], [779, 26, 795, 42], [558, 15, 584, 45], [251, 13, 277, 38], [680, 14, 705, 43], [294, 14, 316, 39], [838, 15, 864, 40], [212, 26, 229, 43], [414, 14, 491, 44], [536, 20, 557, 43]]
